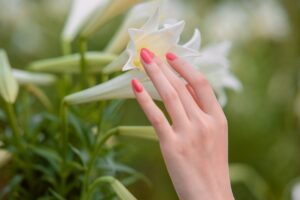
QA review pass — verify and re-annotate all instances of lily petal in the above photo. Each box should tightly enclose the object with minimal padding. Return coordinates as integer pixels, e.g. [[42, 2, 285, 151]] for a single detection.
[[141, 7, 160, 32], [80, 0, 142, 38], [29, 52, 116, 74], [105, 1, 159, 53], [183, 29, 201, 50], [62, 0, 106, 42], [0, 50, 19, 103], [12, 69, 57, 86], [103, 51, 129, 74], [64, 70, 145, 105]]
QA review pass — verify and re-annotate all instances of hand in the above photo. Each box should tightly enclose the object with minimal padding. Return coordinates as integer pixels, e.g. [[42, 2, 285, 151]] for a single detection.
[[131, 48, 234, 200]]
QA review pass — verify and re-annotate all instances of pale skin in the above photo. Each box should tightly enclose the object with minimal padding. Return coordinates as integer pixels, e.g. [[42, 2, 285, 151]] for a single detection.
[[131, 48, 235, 200]]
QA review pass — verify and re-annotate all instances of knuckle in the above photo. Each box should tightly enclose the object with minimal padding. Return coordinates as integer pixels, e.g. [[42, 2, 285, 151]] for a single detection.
[[168, 138, 188, 157], [201, 123, 213, 135], [172, 79, 185, 90], [146, 64, 160, 75], [150, 112, 166, 127], [162, 89, 179, 103], [181, 60, 191, 69], [193, 73, 209, 87]]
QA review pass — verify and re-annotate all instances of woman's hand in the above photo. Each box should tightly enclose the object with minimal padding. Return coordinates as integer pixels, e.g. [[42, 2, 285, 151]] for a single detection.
[[131, 48, 234, 200]]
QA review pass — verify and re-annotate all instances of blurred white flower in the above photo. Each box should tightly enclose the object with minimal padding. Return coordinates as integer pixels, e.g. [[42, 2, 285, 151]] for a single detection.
[[11, 20, 44, 55], [204, 3, 249, 42], [62, 0, 142, 43], [0, 0, 23, 23], [42, 0, 71, 20], [12, 69, 57, 86], [80, 0, 142, 38], [65, 9, 241, 106], [62, 0, 106, 42], [292, 182, 300, 200], [192, 42, 241, 105], [249, 0, 290, 40], [204, 0, 290, 42], [0, 50, 19, 103]]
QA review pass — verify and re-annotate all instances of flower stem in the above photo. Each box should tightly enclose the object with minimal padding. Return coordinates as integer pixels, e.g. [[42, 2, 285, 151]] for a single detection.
[[4, 102, 22, 148], [81, 86, 108, 200], [59, 102, 69, 196], [79, 38, 88, 88], [62, 39, 71, 56], [80, 127, 117, 200], [61, 39, 72, 99], [60, 102, 69, 161]]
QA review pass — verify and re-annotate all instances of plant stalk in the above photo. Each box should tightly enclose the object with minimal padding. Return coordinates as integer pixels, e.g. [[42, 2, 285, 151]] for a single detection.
[[4, 102, 22, 149], [59, 102, 69, 196], [79, 38, 88, 88]]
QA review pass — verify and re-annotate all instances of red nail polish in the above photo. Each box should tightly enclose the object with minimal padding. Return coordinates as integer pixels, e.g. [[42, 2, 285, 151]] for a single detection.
[[131, 79, 143, 93], [166, 52, 177, 61], [140, 48, 154, 64]]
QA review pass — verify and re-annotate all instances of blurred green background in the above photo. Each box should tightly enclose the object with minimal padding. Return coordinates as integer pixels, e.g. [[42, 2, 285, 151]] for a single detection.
[[0, 0, 299, 199]]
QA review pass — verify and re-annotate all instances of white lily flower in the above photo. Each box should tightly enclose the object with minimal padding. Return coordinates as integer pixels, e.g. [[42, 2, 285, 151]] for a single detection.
[[105, 0, 190, 54], [103, 8, 199, 74], [62, 0, 106, 43], [65, 9, 241, 106], [12, 69, 57, 86], [0, 50, 19, 103], [80, 0, 143, 38], [63, 0, 141, 43]]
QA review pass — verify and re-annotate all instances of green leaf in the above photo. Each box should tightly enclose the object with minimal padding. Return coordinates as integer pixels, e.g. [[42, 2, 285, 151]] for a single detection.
[[0, 49, 19, 103], [28, 52, 116, 74], [88, 176, 137, 200], [24, 84, 53, 111], [48, 189, 66, 200], [98, 156, 151, 187], [230, 164, 272, 200], [29, 146, 62, 173], [69, 144, 88, 167], [0, 175, 23, 198]]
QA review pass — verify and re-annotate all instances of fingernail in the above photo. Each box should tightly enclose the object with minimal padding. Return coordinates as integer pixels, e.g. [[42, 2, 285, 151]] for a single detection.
[[140, 48, 154, 64], [131, 79, 143, 93], [166, 52, 177, 61]]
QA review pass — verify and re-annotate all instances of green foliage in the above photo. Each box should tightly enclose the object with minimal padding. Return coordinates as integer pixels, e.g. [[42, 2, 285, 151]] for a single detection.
[[0, 0, 299, 200]]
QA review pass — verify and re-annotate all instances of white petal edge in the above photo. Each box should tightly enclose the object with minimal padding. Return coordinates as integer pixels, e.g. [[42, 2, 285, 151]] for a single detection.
[[64, 70, 145, 105], [183, 29, 201, 50]]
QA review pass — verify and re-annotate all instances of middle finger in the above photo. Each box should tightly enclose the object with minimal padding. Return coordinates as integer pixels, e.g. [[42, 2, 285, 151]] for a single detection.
[[140, 48, 189, 127]]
